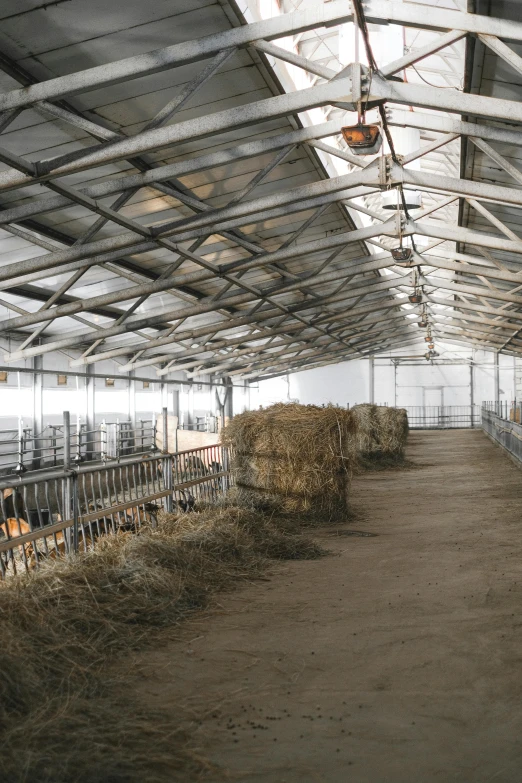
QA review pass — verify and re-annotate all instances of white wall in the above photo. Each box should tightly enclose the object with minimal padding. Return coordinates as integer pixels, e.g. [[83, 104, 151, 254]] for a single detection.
[[290, 359, 369, 407], [252, 342, 519, 409]]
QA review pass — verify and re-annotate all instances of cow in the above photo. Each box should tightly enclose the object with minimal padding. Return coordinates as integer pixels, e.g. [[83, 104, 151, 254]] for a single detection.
[[0, 516, 35, 571]]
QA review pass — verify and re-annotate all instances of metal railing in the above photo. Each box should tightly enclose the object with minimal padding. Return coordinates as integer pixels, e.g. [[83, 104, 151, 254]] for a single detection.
[[404, 405, 481, 429], [0, 432, 231, 579], [481, 405, 522, 464], [482, 400, 522, 423], [0, 416, 157, 477]]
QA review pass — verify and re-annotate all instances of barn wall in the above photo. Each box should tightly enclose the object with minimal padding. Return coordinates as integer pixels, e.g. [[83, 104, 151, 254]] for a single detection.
[[253, 344, 520, 410]]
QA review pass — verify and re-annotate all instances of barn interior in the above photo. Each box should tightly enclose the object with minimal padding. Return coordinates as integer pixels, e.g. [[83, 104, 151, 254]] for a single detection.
[[1, 1, 522, 781]]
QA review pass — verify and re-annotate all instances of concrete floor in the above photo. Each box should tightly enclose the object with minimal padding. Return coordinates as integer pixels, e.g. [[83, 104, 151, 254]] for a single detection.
[[137, 430, 522, 782]]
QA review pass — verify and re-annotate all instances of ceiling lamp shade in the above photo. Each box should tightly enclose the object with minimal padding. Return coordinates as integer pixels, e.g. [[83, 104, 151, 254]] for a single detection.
[[418, 320, 428, 328], [391, 247, 412, 262], [382, 189, 422, 210], [409, 292, 422, 304], [341, 123, 382, 155]]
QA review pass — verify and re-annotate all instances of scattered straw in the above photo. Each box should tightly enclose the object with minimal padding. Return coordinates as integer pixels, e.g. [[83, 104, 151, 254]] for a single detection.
[[0, 504, 325, 782]]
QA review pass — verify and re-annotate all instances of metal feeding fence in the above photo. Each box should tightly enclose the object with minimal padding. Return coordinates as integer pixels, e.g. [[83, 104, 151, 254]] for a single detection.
[[404, 405, 481, 429], [0, 439, 231, 579], [0, 416, 157, 476], [481, 402, 522, 465]]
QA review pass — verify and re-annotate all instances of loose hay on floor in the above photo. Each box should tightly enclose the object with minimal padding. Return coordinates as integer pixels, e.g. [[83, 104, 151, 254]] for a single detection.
[[0, 504, 325, 783], [221, 402, 357, 518]]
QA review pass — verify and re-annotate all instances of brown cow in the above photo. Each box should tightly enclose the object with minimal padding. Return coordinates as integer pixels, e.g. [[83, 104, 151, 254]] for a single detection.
[[0, 516, 35, 570]]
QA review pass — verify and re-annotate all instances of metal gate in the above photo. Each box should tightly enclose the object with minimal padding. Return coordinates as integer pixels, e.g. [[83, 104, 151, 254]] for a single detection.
[[404, 405, 481, 429]]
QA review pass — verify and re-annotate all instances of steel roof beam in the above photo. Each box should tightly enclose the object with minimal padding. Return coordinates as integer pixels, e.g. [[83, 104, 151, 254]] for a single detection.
[[162, 310, 414, 379], [0, 169, 380, 286], [370, 71, 522, 125], [7, 61, 522, 195], [430, 315, 522, 344], [0, 73, 359, 192], [428, 306, 522, 334], [364, 0, 522, 40], [118, 299, 406, 373], [250, 336, 425, 381], [5, 274, 410, 363], [380, 30, 467, 77], [0, 119, 347, 227], [0, 0, 520, 116], [428, 295, 522, 320], [240, 328, 421, 380], [469, 137, 522, 188], [0, 211, 391, 325], [0, 3, 355, 112], [478, 34, 522, 80], [418, 253, 522, 287], [421, 275, 522, 307], [388, 109, 522, 149], [411, 219, 522, 256]]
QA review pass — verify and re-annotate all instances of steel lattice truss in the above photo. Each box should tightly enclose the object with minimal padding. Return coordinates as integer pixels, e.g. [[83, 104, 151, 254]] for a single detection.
[[1, 0, 522, 380]]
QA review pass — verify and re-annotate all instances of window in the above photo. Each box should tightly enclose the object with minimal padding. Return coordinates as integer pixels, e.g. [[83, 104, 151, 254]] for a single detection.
[[57, 374, 67, 386]]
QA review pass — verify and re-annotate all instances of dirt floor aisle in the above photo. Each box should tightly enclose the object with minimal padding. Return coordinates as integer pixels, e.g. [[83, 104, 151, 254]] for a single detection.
[[137, 430, 522, 782]]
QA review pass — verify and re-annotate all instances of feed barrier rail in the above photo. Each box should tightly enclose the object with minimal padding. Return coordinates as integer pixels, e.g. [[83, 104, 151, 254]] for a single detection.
[[0, 440, 231, 579], [481, 405, 522, 465]]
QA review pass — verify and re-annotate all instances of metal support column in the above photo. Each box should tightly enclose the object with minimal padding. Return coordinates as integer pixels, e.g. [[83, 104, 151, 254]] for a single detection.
[[128, 371, 136, 428], [32, 356, 43, 470], [128, 371, 136, 451], [187, 384, 195, 428], [225, 378, 233, 423], [495, 350, 500, 413], [62, 411, 78, 553], [85, 365, 95, 460], [369, 356, 375, 404], [162, 406, 173, 515], [470, 360, 475, 428]]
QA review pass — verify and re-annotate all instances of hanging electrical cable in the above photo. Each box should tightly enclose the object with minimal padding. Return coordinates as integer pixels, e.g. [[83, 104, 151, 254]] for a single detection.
[[351, 0, 419, 251]]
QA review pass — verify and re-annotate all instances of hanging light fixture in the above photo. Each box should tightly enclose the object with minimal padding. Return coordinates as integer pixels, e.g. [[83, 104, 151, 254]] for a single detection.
[[409, 268, 422, 303], [382, 128, 422, 210], [341, 102, 382, 156], [391, 210, 414, 265], [382, 188, 422, 211], [341, 123, 382, 155], [392, 246, 413, 263]]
